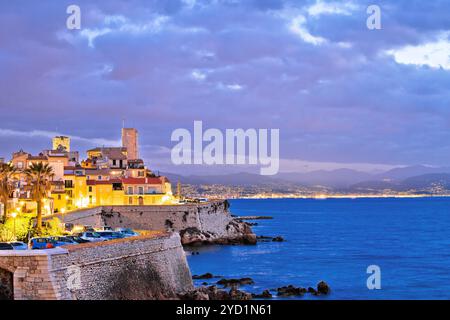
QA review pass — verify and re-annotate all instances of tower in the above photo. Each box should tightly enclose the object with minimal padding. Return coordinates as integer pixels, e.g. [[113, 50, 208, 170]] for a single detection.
[[122, 128, 139, 160], [52, 136, 70, 152]]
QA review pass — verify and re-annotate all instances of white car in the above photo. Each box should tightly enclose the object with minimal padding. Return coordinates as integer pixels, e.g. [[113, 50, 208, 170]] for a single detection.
[[115, 228, 139, 237], [77, 232, 107, 242]]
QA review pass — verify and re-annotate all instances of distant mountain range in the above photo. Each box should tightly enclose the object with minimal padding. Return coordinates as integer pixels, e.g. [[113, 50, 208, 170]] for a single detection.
[[162, 165, 450, 194]]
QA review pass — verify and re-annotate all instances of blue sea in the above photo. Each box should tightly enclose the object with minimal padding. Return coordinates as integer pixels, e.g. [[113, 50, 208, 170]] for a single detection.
[[186, 198, 450, 300]]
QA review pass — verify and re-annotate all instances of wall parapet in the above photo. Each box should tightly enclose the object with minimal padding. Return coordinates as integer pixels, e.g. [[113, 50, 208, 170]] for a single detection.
[[0, 232, 192, 300]]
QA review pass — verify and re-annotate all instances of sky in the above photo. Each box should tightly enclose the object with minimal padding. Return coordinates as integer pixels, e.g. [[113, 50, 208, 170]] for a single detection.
[[0, 0, 449, 175]]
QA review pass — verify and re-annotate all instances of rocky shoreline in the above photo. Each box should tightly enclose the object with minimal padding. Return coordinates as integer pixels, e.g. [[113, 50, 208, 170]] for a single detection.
[[182, 275, 331, 300], [181, 203, 331, 300]]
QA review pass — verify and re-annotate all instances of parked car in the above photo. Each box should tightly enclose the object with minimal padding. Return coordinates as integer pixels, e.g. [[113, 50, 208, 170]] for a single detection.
[[83, 225, 95, 232], [0, 242, 14, 250], [29, 238, 56, 250], [9, 242, 28, 250], [76, 232, 107, 242], [96, 231, 126, 240], [49, 236, 78, 247], [65, 236, 91, 244], [115, 228, 140, 237]]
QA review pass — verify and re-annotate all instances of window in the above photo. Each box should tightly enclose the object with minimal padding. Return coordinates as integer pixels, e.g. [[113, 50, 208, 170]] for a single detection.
[[89, 195, 93, 204], [88, 186, 93, 192], [65, 180, 73, 188], [58, 195, 62, 200], [98, 176, 102, 180], [112, 159, 117, 166], [138, 171, 144, 177], [128, 186, 133, 195], [17, 162, 23, 169], [138, 187, 144, 195], [128, 197, 133, 205]]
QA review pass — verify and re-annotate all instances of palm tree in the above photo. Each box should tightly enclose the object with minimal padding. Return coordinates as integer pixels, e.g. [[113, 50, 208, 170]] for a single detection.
[[25, 162, 54, 234], [0, 163, 17, 224]]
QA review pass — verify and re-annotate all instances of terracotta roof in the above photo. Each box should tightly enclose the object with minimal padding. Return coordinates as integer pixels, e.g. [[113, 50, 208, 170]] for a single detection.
[[87, 147, 127, 160], [122, 177, 164, 185], [85, 168, 113, 175]]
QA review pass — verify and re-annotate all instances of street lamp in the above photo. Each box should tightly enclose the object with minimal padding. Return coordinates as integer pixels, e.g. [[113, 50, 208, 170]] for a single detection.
[[11, 211, 17, 241]]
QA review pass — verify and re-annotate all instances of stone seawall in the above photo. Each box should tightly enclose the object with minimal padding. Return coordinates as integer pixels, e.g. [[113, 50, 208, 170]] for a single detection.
[[0, 233, 193, 300], [54, 201, 256, 245]]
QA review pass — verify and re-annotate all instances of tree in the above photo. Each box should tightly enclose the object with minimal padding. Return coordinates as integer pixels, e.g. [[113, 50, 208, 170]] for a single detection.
[[0, 163, 17, 224], [25, 162, 54, 234]]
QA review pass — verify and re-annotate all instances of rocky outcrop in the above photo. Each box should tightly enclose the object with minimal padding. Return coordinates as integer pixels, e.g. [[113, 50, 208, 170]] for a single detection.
[[252, 290, 273, 299], [192, 273, 216, 279], [217, 277, 254, 288], [179, 285, 252, 300], [257, 235, 285, 242], [317, 281, 331, 295], [180, 219, 256, 246], [277, 285, 307, 297], [275, 281, 331, 297]]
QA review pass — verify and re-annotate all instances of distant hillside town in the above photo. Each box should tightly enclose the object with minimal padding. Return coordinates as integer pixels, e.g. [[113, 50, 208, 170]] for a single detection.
[[0, 128, 176, 217]]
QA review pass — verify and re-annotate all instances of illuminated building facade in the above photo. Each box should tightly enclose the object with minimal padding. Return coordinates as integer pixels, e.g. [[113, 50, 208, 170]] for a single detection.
[[4, 128, 175, 215]]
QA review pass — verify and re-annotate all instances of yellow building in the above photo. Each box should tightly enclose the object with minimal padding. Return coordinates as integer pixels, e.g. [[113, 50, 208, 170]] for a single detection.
[[53, 136, 71, 152]]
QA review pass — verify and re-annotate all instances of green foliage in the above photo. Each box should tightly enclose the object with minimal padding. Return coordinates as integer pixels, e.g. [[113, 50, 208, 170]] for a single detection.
[[0, 227, 15, 242], [39, 217, 65, 237], [0, 215, 33, 242]]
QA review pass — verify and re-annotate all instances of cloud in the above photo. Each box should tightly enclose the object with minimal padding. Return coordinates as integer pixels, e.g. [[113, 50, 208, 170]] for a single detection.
[[0, 129, 120, 147], [74, 13, 169, 47], [307, 0, 357, 17], [190, 69, 207, 81], [1, 0, 450, 172], [289, 15, 327, 45], [217, 82, 244, 91], [386, 32, 450, 70]]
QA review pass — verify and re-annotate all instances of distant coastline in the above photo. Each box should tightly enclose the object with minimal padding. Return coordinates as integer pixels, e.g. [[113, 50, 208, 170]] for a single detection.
[[235, 194, 450, 200]]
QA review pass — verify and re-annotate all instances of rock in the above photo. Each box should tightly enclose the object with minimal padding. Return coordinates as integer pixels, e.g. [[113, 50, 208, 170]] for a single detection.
[[180, 219, 257, 245], [179, 285, 253, 300], [178, 288, 210, 300], [277, 285, 307, 297], [256, 235, 285, 242], [252, 290, 273, 299], [307, 287, 319, 295], [317, 281, 330, 295], [229, 288, 253, 300], [180, 227, 213, 246], [217, 278, 254, 287], [192, 273, 214, 279]]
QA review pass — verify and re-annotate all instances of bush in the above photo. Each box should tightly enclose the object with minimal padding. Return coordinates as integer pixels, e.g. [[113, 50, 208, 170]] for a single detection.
[[0, 215, 33, 242], [0, 216, 64, 241], [40, 217, 65, 237]]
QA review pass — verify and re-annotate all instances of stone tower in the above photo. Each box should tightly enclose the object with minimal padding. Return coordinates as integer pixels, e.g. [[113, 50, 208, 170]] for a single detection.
[[122, 128, 139, 160], [52, 136, 70, 152]]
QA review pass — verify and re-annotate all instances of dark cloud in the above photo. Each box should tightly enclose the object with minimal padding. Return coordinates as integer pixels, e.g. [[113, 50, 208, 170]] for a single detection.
[[0, 0, 449, 172]]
